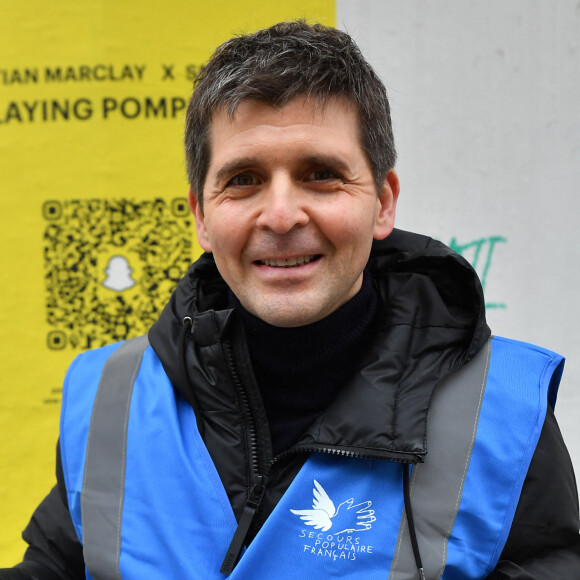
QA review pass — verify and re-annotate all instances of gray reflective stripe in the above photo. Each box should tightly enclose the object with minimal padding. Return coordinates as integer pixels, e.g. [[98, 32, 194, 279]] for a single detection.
[[81, 335, 150, 580], [389, 339, 491, 580]]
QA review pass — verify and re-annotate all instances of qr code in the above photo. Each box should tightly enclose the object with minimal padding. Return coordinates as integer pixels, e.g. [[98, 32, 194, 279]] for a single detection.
[[43, 198, 193, 350]]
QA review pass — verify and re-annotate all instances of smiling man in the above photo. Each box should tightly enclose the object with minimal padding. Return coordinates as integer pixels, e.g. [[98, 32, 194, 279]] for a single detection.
[[4, 21, 580, 580]]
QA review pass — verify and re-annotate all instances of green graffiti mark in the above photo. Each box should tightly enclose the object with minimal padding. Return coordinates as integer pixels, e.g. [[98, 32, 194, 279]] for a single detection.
[[449, 236, 507, 310]]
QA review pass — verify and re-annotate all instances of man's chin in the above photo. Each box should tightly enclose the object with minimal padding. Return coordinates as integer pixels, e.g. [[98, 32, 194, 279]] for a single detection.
[[250, 311, 318, 329], [239, 297, 329, 328]]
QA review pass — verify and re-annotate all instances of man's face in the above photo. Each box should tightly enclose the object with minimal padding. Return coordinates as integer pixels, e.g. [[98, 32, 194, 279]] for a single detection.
[[190, 96, 399, 327]]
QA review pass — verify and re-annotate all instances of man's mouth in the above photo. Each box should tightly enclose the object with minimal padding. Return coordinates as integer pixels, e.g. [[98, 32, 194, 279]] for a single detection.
[[255, 255, 321, 268]]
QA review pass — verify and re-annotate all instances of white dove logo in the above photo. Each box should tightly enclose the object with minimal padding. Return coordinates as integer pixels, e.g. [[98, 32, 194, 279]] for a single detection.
[[290, 480, 376, 534]]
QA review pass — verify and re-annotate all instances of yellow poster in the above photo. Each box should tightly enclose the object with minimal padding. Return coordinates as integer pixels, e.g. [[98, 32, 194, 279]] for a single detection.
[[0, 0, 334, 565]]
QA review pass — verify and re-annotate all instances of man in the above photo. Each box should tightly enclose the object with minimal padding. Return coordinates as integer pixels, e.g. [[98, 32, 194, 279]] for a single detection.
[[3, 20, 580, 579]]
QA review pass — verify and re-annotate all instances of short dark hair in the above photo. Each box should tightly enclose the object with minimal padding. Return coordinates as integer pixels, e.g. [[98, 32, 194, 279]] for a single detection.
[[185, 20, 396, 207]]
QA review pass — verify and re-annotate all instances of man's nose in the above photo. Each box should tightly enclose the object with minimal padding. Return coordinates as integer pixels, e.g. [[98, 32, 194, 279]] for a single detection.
[[255, 176, 309, 234]]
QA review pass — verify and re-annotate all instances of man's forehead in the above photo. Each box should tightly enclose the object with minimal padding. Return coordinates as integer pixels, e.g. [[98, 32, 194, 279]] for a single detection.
[[208, 95, 358, 131], [204, 96, 362, 170]]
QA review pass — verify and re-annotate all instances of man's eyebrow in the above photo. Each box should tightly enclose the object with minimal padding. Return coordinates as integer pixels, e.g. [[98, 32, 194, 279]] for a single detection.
[[297, 154, 352, 175]]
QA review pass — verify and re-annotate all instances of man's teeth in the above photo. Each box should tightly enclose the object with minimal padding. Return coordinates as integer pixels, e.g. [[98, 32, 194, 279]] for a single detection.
[[259, 255, 318, 267]]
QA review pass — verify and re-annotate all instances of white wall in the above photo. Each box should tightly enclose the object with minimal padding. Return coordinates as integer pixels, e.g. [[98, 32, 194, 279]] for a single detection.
[[338, 0, 580, 473]]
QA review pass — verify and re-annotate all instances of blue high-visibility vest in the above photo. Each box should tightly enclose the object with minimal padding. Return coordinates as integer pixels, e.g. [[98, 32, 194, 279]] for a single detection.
[[60, 335, 563, 579]]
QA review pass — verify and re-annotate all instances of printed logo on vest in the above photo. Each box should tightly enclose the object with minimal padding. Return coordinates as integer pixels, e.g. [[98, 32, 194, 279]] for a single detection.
[[290, 479, 376, 561]]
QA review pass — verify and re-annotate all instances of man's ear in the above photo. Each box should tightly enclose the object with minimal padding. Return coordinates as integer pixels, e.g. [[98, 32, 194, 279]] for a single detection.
[[373, 170, 400, 240], [188, 187, 212, 253]]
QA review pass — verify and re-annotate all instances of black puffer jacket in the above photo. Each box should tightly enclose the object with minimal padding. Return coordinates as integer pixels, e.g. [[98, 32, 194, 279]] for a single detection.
[[4, 230, 580, 579]]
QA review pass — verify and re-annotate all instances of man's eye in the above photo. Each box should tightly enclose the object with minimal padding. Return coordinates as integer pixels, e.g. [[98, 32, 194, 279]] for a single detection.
[[308, 169, 337, 181], [229, 173, 255, 186]]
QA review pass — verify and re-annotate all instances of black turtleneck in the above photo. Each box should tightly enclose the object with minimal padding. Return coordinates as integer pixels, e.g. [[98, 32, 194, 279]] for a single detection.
[[232, 271, 378, 456]]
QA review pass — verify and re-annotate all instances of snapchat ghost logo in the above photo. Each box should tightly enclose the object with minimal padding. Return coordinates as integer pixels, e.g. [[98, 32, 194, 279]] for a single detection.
[[102, 255, 136, 292]]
